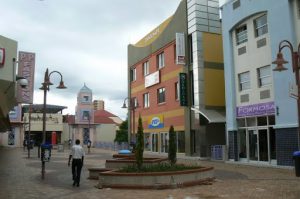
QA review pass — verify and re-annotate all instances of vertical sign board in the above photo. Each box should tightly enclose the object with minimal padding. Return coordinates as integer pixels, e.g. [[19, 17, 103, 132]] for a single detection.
[[179, 73, 188, 106], [176, 33, 185, 65], [17, 51, 35, 103]]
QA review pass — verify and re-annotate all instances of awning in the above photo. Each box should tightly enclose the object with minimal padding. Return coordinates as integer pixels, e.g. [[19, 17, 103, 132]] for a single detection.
[[191, 107, 226, 123]]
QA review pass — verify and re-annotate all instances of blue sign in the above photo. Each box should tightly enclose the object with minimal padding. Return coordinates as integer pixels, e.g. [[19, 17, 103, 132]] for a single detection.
[[148, 116, 164, 129]]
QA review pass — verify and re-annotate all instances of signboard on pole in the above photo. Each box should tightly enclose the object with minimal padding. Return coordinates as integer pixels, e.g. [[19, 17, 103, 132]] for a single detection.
[[17, 51, 35, 103], [176, 33, 185, 65], [179, 73, 188, 106]]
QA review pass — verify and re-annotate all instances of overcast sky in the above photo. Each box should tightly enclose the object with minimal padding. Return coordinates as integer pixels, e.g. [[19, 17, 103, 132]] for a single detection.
[[1, 0, 186, 119]]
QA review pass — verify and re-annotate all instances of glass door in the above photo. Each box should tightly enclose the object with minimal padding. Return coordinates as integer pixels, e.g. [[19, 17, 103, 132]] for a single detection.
[[151, 133, 158, 152], [248, 130, 258, 161], [160, 132, 169, 153], [258, 129, 268, 162]]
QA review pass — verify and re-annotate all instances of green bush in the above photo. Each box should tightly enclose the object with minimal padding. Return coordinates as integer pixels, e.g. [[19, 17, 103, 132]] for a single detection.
[[114, 120, 128, 143], [168, 125, 177, 165], [135, 115, 144, 170]]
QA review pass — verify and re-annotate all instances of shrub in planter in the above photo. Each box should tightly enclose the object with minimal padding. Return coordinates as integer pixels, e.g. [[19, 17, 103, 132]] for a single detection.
[[135, 115, 144, 170]]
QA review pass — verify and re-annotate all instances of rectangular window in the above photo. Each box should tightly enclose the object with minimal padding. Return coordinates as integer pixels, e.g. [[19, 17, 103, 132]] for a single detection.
[[175, 82, 179, 100], [143, 61, 149, 76], [130, 68, 136, 82], [257, 65, 271, 87], [82, 111, 90, 120], [254, 14, 268, 37], [157, 52, 165, 69], [133, 97, 138, 108], [83, 96, 89, 102], [157, 87, 166, 104], [238, 71, 250, 91], [236, 25, 247, 45], [143, 93, 150, 108]]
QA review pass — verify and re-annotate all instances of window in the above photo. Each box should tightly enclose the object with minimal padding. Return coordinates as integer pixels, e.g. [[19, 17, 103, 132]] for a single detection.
[[143, 93, 150, 108], [83, 96, 89, 102], [133, 97, 138, 108], [236, 25, 247, 45], [130, 68, 136, 82], [143, 61, 149, 76], [254, 15, 268, 37], [157, 87, 166, 103], [257, 65, 271, 87], [157, 52, 165, 69], [238, 71, 250, 91], [175, 82, 179, 100], [82, 111, 90, 120]]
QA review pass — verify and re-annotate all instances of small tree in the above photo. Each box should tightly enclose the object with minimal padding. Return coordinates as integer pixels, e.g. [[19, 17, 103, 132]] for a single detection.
[[168, 125, 177, 165], [114, 120, 128, 144], [135, 115, 144, 170]]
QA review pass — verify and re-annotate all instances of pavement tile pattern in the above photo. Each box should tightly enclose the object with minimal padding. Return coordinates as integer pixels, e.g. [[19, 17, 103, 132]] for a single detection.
[[0, 146, 300, 199]]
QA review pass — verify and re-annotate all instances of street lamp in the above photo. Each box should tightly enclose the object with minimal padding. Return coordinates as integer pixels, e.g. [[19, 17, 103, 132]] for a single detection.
[[272, 40, 300, 150], [121, 97, 139, 144], [39, 68, 67, 179]]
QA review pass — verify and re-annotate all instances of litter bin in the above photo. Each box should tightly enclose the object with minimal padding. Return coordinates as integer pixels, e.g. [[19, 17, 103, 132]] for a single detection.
[[58, 144, 64, 152], [293, 151, 300, 177]]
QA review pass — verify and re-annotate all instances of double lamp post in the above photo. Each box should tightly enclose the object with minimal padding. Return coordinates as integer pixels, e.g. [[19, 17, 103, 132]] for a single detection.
[[122, 97, 139, 144], [39, 68, 66, 179], [272, 40, 300, 150]]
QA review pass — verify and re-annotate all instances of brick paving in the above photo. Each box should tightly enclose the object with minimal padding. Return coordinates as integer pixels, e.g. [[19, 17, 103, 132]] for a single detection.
[[0, 146, 300, 199]]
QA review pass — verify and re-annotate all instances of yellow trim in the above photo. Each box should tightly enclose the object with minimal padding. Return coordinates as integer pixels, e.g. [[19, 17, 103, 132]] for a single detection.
[[132, 68, 183, 94], [202, 32, 223, 63], [144, 125, 185, 133], [134, 16, 173, 47]]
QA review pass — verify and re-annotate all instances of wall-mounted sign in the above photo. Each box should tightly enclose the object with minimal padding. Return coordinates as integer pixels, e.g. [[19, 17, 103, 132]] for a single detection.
[[179, 73, 188, 106], [145, 71, 160, 88], [0, 48, 5, 66], [148, 115, 164, 129], [236, 101, 275, 118], [17, 51, 35, 103], [176, 33, 185, 65]]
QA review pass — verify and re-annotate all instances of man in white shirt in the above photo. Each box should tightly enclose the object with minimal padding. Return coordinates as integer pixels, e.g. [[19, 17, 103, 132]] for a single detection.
[[68, 139, 85, 187]]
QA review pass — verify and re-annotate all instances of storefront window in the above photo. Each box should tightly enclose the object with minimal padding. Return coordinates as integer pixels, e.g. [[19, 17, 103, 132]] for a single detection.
[[257, 116, 267, 126], [238, 129, 247, 159], [144, 133, 151, 151]]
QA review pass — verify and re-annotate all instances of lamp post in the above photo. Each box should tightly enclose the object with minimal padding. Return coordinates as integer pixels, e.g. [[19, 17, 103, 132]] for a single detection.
[[39, 68, 67, 179], [121, 97, 139, 144], [272, 40, 300, 150]]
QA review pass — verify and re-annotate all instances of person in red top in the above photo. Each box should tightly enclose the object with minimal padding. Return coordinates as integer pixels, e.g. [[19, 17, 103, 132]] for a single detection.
[[68, 139, 85, 187]]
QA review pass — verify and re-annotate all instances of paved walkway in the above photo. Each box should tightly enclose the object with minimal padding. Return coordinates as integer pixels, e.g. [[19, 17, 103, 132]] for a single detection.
[[0, 146, 299, 199]]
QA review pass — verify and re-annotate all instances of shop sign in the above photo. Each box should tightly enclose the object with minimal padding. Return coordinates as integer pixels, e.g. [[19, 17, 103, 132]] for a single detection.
[[179, 73, 188, 106], [236, 101, 275, 117], [176, 33, 185, 65], [148, 115, 164, 129], [145, 71, 160, 88]]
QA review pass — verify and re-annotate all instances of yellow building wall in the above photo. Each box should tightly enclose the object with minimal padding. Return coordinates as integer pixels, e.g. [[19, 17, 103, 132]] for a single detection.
[[202, 32, 225, 107], [204, 69, 225, 106]]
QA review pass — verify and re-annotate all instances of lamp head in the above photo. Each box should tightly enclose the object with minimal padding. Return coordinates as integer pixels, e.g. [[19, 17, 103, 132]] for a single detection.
[[121, 102, 127, 109], [56, 81, 67, 89], [16, 76, 29, 88], [272, 52, 288, 71]]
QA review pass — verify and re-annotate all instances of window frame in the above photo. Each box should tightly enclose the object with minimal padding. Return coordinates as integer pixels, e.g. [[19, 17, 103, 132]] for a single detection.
[[257, 65, 271, 87], [130, 67, 136, 82], [143, 61, 149, 76], [236, 25, 248, 45], [157, 87, 166, 104], [238, 71, 250, 91], [143, 93, 150, 108], [157, 52, 165, 69], [254, 14, 268, 37]]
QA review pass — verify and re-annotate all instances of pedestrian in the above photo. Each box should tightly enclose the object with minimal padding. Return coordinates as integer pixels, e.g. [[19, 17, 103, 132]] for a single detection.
[[68, 139, 85, 187]]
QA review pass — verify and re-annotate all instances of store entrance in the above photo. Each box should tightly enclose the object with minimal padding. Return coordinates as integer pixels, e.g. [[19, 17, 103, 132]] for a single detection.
[[248, 129, 268, 162]]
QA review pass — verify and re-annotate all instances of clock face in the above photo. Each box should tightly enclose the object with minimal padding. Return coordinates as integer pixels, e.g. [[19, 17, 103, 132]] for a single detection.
[[0, 48, 5, 66]]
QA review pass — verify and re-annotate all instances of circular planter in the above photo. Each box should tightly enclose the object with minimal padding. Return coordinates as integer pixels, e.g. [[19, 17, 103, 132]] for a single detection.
[[97, 166, 214, 189]]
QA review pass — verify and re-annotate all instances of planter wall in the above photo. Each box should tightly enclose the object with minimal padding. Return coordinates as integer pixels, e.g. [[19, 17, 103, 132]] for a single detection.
[[97, 167, 214, 189], [105, 158, 169, 169]]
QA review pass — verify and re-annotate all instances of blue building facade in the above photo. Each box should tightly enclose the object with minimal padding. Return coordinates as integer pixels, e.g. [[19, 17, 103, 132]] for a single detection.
[[221, 0, 300, 166]]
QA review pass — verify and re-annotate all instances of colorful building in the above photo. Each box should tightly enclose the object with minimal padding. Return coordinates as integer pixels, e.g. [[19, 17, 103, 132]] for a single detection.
[[127, 0, 225, 157], [221, 0, 300, 166]]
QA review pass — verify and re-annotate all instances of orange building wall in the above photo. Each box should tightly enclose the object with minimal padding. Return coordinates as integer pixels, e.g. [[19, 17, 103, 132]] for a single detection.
[[130, 41, 185, 133]]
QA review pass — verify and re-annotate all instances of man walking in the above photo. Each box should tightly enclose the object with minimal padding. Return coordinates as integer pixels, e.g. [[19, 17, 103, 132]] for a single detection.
[[68, 139, 85, 187]]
